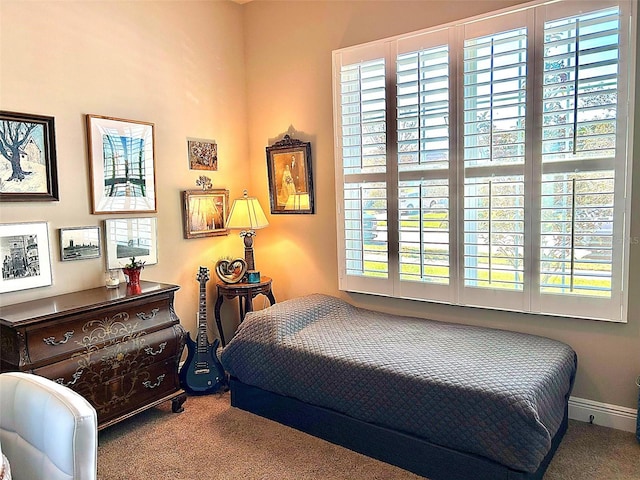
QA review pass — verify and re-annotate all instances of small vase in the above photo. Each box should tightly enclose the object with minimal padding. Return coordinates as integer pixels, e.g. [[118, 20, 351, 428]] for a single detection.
[[122, 267, 142, 292]]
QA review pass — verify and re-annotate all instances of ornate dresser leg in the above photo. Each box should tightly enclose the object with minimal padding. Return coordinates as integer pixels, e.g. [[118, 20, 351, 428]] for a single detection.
[[172, 392, 187, 413]]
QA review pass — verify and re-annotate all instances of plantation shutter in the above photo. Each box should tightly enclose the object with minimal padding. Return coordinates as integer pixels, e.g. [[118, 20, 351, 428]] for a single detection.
[[534, 1, 631, 321], [396, 29, 455, 303], [334, 43, 392, 295], [460, 10, 532, 311]]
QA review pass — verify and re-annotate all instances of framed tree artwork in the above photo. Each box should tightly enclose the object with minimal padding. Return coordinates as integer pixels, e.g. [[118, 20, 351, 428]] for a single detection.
[[0, 111, 59, 202], [86, 114, 156, 214], [265, 134, 314, 214]]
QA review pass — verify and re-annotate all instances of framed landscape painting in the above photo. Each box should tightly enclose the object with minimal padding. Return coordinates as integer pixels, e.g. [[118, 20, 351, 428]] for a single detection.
[[0, 222, 53, 293], [59, 226, 101, 261], [87, 114, 156, 214], [0, 111, 59, 202], [104, 217, 158, 269]]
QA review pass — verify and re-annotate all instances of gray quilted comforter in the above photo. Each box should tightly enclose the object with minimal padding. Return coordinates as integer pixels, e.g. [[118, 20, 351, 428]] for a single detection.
[[221, 294, 577, 473]]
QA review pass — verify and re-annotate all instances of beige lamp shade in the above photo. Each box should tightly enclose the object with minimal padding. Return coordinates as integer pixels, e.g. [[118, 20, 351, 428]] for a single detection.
[[227, 190, 269, 230]]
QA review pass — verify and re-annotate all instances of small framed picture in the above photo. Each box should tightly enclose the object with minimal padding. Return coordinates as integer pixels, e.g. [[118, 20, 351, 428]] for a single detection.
[[182, 189, 229, 239], [0, 222, 52, 293], [187, 138, 218, 171], [104, 217, 158, 270], [59, 226, 100, 261], [265, 134, 314, 214], [0, 111, 59, 202], [86, 114, 156, 214]]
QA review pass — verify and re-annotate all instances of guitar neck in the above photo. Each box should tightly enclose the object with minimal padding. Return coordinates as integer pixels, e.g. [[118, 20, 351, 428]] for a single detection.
[[197, 279, 208, 351]]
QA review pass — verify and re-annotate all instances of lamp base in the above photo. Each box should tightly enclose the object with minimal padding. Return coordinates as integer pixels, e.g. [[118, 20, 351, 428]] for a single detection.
[[241, 230, 256, 271]]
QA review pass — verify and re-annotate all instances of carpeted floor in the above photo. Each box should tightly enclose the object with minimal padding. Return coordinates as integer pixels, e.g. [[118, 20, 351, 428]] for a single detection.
[[97, 392, 640, 480]]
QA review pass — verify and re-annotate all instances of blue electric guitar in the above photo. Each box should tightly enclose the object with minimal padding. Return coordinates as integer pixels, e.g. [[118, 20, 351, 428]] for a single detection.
[[179, 267, 227, 395]]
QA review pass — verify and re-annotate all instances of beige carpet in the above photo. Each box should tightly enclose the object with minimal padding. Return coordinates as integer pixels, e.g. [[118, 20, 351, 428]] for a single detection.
[[97, 392, 640, 480]]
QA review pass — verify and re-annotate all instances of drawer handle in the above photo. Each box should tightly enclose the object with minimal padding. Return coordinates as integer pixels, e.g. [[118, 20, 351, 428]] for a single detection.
[[143, 374, 165, 389], [137, 308, 160, 321], [144, 342, 167, 356], [43, 330, 74, 346], [55, 369, 83, 387]]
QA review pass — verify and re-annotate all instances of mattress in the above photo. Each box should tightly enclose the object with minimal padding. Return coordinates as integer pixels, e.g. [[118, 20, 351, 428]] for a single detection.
[[220, 294, 577, 473]]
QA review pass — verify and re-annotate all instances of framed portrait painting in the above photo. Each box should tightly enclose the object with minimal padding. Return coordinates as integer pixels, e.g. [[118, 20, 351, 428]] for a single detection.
[[182, 189, 229, 239], [86, 114, 156, 214], [104, 217, 158, 270], [0, 111, 59, 202], [0, 222, 53, 293], [59, 226, 101, 261], [265, 135, 314, 214]]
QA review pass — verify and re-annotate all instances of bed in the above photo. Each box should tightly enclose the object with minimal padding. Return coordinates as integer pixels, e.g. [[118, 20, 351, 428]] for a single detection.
[[220, 294, 577, 480]]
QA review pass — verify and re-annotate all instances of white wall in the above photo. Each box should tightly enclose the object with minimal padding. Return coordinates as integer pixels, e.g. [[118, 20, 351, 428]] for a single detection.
[[0, 0, 249, 341]]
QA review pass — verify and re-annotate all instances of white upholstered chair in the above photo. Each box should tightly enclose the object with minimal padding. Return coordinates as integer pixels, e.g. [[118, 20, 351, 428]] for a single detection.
[[0, 372, 98, 480]]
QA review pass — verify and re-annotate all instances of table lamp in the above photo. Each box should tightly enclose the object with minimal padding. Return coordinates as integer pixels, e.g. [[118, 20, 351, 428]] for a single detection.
[[226, 190, 269, 271]]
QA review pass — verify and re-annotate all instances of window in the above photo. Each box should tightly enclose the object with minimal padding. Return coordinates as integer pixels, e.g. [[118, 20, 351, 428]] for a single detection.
[[332, 0, 635, 322]]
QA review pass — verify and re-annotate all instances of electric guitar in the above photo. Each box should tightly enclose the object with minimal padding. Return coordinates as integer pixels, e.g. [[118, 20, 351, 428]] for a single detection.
[[179, 266, 227, 395]]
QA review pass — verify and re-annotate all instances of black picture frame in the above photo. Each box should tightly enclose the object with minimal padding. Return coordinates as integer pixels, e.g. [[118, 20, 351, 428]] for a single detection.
[[265, 135, 314, 214], [0, 111, 59, 202], [59, 226, 101, 261]]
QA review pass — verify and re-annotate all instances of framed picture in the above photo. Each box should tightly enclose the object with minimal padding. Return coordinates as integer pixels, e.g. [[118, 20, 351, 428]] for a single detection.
[[182, 189, 229, 239], [86, 114, 156, 214], [59, 226, 100, 261], [0, 111, 59, 202], [104, 217, 158, 270], [0, 222, 52, 293], [187, 138, 218, 171], [265, 134, 314, 214]]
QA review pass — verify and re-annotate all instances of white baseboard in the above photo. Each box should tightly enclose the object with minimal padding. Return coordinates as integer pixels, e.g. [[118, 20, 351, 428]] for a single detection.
[[569, 396, 638, 433]]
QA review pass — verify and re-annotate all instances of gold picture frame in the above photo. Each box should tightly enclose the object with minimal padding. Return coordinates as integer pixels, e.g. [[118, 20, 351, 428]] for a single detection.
[[182, 189, 229, 239]]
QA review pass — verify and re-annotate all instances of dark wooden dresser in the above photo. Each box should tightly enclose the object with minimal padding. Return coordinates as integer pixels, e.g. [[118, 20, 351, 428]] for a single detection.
[[0, 281, 187, 430]]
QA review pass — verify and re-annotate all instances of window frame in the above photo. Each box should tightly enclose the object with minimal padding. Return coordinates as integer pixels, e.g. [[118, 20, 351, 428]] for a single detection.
[[332, 0, 635, 322]]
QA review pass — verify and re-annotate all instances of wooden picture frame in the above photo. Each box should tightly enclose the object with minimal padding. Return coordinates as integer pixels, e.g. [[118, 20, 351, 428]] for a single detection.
[[266, 135, 314, 214], [59, 226, 101, 261], [86, 114, 156, 214], [182, 189, 229, 239], [187, 138, 218, 171], [104, 217, 158, 270], [0, 222, 52, 293], [0, 111, 59, 202]]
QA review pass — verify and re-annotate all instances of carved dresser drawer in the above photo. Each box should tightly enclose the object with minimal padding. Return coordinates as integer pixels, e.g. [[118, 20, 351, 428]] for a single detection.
[[0, 281, 187, 430], [25, 297, 173, 368]]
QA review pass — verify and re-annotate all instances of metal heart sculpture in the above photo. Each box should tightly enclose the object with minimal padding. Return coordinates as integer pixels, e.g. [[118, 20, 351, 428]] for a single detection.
[[214, 258, 247, 284]]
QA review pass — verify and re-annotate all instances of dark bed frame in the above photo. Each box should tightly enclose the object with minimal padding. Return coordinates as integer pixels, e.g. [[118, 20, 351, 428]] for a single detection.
[[229, 378, 568, 480]]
